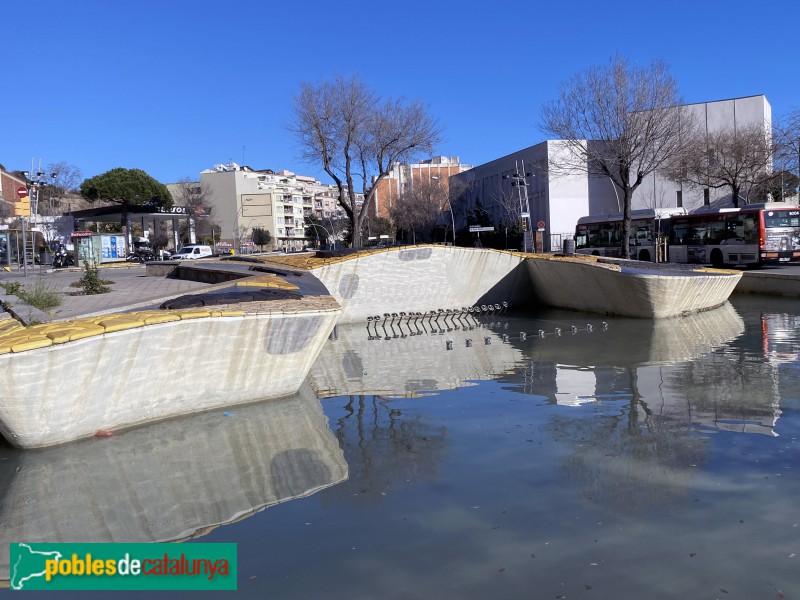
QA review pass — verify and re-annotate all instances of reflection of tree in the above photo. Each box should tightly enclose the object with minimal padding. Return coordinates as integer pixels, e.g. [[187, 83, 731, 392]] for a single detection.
[[556, 367, 707, 513], [664, 347, 781, 434], [324, 395, 448, 505]]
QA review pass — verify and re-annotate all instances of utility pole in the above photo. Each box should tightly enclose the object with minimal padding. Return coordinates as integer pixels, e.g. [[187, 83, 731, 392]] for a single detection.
[[503, 161, 533, 252]]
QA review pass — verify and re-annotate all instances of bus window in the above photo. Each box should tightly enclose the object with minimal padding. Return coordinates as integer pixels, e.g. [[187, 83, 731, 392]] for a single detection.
[[670, 220, 690, 245], [707, 220, 726, 243], [575, 226, 588, 249], [741, 216, 757, 243], [633, 221, 652, 244]]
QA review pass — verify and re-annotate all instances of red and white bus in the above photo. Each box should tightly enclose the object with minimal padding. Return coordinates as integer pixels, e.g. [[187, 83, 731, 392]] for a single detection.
[[574, 207, 687, 262], [575, 203, 800, 267], [669, 203, 800, 268]]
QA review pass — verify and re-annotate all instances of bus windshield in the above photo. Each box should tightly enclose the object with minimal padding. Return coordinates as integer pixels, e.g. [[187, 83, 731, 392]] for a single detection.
[[764, 210, 800, 229]]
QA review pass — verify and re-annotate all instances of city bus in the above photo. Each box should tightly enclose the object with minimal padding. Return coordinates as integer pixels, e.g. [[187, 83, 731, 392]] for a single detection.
[[574, 207, 687, 262], [669, 203, 800, 268]]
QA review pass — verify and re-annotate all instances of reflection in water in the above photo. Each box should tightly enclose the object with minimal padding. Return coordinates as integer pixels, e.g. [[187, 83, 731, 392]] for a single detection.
[[0, 383, 347, 580], [309, 317, 524, 398], [5, 299, 800, 598], [494, 303, 780, 435]]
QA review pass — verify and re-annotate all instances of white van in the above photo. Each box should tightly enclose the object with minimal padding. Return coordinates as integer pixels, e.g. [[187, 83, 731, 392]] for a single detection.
[[171, 244, 213, 260]]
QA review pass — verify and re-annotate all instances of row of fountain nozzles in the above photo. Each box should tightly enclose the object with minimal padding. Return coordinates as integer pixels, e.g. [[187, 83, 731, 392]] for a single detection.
[[366, 302, 510, 323]]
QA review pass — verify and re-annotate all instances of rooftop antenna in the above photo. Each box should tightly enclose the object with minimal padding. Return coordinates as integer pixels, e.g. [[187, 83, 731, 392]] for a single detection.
[[242, 145, 246, 165]]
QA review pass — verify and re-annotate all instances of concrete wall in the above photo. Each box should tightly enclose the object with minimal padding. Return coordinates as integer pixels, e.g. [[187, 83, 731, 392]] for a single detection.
[[311, 246, 531, 324], [633, 95, 773, 211], [525, 256, 742, 318], [0, 383, 347, 580], [0, 308, 340, 448]]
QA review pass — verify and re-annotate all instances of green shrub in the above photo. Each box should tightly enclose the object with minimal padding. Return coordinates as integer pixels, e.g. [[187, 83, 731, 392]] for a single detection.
[[0, 281, 21, 295], [17, 279, 63, 312], [71, 261, 113, 295]]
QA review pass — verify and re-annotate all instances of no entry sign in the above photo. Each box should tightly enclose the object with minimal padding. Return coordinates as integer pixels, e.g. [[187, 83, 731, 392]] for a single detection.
[[17, 186, 28, 198]]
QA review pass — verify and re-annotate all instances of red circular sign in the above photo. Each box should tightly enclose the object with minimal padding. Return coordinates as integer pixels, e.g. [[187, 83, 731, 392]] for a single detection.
[[17, 186, 28, 198], [536, 220, 546, 229]]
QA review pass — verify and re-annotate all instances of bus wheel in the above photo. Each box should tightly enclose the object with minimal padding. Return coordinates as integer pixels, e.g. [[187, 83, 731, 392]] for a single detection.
[[638, 250, 651, 262], [710, 249, 725, 269]]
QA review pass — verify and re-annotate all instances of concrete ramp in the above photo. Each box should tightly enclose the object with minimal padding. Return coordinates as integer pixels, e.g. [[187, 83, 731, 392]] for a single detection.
[[309, 246, 530, 324], [525, 255, 743, 318]]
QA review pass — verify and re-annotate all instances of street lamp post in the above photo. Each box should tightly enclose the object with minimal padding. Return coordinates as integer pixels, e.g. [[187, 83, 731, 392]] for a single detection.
[[307, 222, 334, 250]]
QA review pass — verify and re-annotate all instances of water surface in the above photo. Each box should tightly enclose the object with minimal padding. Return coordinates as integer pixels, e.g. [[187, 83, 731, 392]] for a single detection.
[[2, 296, 799, 598]]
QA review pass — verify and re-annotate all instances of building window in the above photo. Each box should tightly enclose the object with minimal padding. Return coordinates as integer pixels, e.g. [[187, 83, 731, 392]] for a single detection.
[[676, 190, 682, 208], [703, 188, 710, 205]]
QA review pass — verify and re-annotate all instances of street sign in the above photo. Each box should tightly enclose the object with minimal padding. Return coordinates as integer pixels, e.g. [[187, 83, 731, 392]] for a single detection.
[[469, 226, 495, 233], [537, 220, 546, 229], [17, 186, 28, 198]]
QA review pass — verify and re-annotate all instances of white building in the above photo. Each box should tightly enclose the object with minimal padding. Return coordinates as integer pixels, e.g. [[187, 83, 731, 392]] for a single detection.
[[451, 95, 773, 250], [199, 163, 346, 252]]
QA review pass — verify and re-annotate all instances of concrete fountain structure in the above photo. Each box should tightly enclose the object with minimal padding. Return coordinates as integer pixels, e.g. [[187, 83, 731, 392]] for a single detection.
[[0, 245, 743, 449], [0, 384, 347, 583]]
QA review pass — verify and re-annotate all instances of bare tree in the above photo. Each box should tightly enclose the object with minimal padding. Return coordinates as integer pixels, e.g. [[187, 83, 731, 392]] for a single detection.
[[774, 109, 800, 201], [672, 124, 774, 208], [540, 57, 691, 257], [390, 179, 446, 243], [37, 162, 82, 215], [289, 76, 441, 248], [172, 178, 217, 241]]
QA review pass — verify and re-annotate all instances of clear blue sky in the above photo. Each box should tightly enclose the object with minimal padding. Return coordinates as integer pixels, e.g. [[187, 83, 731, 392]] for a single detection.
[[2, 0, 797, 186]]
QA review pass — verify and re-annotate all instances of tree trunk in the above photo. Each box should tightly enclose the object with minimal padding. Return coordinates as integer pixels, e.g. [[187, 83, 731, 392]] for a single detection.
[[352, 212, 364, 249], [621, 189, 633, 258], [731, 184, 740, 208]]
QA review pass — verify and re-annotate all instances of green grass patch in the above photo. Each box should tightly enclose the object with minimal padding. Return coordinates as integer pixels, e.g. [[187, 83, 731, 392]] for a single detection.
[[16, 279, 63, 312]]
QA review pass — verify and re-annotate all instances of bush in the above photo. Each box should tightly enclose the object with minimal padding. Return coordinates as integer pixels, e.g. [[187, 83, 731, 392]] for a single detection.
[[71, 261, 113, 295], [17, 279, 63, 312]]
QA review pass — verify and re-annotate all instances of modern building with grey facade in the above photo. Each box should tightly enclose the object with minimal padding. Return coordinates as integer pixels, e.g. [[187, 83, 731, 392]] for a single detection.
[[450, 95, 773, 250]]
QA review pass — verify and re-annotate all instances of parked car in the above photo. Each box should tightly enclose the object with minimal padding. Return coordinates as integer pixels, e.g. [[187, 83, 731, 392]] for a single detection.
[[171, 245, 213, 260]]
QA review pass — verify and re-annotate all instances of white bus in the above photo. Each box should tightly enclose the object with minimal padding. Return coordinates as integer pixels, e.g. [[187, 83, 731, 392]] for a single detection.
[[669, 203, 800, 268], [574, 207, 687, 262]]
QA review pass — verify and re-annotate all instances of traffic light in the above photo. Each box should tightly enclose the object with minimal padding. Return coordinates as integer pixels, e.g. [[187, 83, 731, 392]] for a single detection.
[[14, 197, 31, 217], [520, 216, 528, 231]]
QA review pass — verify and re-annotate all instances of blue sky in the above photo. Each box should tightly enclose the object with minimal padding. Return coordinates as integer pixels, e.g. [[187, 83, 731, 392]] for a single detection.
[[2, 0, 797, 185]]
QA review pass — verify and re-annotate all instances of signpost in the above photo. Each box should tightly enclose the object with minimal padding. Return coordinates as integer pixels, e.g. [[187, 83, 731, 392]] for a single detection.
[[468, 226, 495, 232]]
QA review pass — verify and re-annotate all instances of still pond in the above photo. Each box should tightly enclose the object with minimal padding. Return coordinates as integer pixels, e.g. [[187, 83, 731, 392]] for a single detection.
[[2, 295, 799, 599]]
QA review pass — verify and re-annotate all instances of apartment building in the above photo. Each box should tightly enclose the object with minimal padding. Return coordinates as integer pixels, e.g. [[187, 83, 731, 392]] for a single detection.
[[370, 156, 472, 220], [198, 163, 353, 251]]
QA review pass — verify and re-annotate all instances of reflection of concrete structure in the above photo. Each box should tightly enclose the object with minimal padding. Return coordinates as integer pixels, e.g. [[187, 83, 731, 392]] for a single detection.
[[499, 304, 780, 435], [0, 384, 347, 581], [0, 298, 341, 448], [309, 321, 524, 398]]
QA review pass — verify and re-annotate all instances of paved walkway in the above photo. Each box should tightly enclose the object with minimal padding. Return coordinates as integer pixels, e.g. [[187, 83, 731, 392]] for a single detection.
[[0, 256, 331, 323], [1, 264, 213, 321]]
